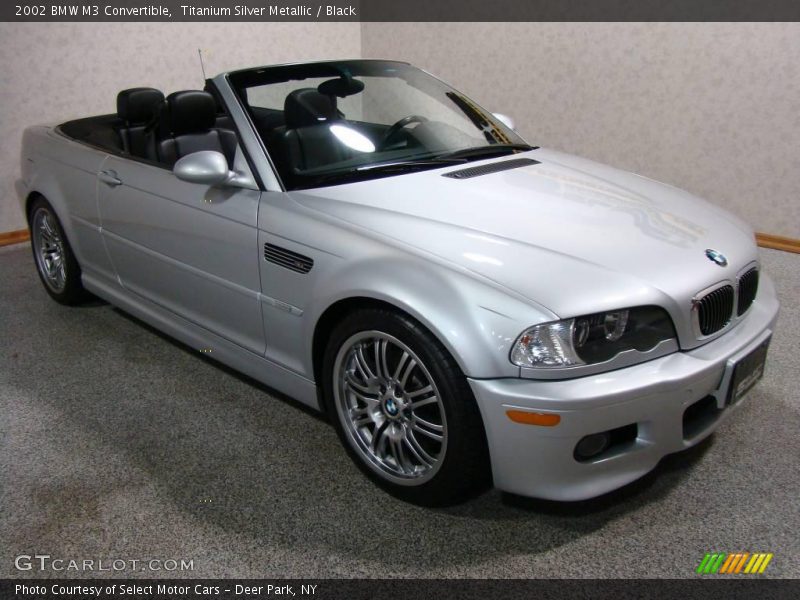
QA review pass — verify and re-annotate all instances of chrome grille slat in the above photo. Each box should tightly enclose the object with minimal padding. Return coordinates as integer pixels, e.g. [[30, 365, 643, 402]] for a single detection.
[[737, 267, 759, 316], [696, 284, 734, 336]]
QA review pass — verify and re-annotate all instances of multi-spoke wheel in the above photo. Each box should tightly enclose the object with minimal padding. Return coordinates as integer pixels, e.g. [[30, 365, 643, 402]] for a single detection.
[[323, 308, 491, 506], [334, 331, 447, 484], [28, 196, 88, 305]]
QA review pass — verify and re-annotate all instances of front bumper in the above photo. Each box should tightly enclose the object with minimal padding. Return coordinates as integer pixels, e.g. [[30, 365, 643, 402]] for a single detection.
[[470, 274, 780, 501]]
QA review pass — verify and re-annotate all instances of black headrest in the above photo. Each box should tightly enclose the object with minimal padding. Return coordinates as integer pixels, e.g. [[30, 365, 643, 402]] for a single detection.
[[117, 87, 164, 124], [284, 88, 337, 129], [163, 90, 217, 135]]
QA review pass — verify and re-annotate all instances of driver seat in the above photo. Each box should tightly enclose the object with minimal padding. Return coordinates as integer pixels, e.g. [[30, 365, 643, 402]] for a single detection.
[[269, 88, 350, 172]]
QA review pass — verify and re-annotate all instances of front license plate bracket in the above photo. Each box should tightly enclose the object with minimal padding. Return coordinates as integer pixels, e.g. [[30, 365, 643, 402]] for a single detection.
[[725, 336, 770, 405]]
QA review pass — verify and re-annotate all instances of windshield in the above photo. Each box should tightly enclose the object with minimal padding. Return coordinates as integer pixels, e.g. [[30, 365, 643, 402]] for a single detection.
[[229, 60, 532, 189]]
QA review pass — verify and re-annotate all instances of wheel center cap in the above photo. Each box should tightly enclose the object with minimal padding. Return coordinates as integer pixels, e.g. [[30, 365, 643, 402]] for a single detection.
[[384, 397, 399, 416]]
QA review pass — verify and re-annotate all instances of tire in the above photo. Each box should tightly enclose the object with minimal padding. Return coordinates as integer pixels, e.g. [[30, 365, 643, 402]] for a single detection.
[[322, 307, 491, 506], [28, 196, 89, 305]]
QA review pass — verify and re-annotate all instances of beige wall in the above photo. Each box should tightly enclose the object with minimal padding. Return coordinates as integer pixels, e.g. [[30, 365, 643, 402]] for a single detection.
[[363, 22, 800, 238], [0, 22, 361, 233]]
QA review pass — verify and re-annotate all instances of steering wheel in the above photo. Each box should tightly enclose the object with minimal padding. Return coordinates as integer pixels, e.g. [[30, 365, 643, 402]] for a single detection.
[[378, 115, 429, 150]]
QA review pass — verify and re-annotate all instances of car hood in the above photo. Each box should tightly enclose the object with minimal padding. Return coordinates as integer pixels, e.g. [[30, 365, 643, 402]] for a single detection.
[[290, 148, 757, 322]]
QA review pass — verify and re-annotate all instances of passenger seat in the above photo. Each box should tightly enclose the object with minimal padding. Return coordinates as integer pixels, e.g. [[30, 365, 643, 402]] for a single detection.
[[116, 88, 165, 157], [147, 90, 238, 168], [269, 88, 350, 172]]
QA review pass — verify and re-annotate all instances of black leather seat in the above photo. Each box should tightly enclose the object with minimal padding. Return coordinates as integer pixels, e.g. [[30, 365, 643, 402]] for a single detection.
[[147, 90, 237, 167], [116, 87, 164, 157], [203, 83, 235, 130], [269, 88, 350, 172]]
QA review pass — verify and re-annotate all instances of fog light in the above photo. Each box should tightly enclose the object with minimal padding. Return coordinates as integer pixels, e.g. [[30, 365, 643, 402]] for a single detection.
[[574, 432, 611, 461]]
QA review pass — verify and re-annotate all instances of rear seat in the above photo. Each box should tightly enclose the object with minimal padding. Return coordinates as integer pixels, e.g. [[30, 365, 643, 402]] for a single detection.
[[115, 88, 165, 157]]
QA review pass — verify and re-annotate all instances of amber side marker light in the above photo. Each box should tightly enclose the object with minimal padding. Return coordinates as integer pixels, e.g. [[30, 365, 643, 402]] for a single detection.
[[506, 410, 561, 426]]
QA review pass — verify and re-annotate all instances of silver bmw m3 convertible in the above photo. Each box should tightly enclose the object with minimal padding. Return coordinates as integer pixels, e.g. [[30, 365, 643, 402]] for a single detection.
[[18, 60, 779, 505]]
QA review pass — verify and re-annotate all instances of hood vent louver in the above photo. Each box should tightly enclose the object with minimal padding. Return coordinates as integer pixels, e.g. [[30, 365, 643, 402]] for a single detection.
[[442, 157, 540, 180], [264, 243, 313, 274]]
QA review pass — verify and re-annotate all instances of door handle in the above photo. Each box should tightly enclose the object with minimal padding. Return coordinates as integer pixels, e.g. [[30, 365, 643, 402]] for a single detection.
[[99, 170, 122, 186]]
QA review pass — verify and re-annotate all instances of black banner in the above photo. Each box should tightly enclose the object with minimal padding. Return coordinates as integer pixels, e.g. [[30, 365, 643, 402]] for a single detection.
[[3, 0, 800, 22], [2, 579, 799, 600]]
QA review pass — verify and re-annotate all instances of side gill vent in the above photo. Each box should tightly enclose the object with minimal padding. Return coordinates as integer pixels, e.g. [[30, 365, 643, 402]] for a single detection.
[[264, 243, 313, 274], [442, 157, 540, 180]]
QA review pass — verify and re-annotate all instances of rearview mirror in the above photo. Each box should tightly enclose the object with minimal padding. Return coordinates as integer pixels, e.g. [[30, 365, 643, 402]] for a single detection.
[[173, 151, 233, 186], [493, 113, 516, 132]]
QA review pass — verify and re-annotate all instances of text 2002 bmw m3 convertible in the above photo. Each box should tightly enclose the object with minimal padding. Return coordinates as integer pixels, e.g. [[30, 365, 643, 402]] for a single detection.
[[18, 60, 779, 505]]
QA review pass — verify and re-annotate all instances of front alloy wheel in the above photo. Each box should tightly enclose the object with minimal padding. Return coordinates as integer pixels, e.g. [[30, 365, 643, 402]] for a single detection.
[[323, 308, 490, 506], [334, 331, 447, 485]]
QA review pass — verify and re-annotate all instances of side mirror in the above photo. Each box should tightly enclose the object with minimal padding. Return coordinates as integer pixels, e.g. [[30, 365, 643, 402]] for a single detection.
[[173, 151, 233, 186], [493, 113, 516, 132]]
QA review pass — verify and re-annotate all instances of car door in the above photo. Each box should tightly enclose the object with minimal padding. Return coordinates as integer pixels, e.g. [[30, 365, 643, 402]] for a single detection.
[[96, 152, 265, 355]]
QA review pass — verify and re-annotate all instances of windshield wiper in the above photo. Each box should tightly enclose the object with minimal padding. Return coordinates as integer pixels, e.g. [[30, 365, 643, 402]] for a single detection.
[[355, 157, 467, 172], [295, 157, 469, 188], [435, 143, 535, 161]]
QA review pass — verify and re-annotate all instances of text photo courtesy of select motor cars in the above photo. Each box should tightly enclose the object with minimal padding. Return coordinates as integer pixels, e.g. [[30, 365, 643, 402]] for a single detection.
[[18, 59, 778, 507]]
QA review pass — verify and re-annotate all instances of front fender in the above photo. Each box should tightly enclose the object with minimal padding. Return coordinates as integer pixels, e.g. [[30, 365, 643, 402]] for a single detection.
[[305, 252, 558, 379]]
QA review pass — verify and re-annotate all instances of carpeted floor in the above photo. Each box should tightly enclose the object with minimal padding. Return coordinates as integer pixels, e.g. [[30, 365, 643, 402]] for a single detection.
[[1, 243, 798, 578]]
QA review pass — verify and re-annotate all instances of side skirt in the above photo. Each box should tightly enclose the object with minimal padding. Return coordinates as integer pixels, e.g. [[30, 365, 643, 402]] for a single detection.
[[82, 270, 320, 411]]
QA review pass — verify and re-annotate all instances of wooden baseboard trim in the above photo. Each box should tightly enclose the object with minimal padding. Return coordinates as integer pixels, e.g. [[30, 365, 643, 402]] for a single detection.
[[0, 229, 29, 247], [1, 228, 799, 254], [756, 232, 800, 254]]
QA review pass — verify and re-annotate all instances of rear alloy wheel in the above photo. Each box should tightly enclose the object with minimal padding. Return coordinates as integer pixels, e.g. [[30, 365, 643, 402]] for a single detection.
[[323, 308, 491, 506], [29, 196, 88, 305]]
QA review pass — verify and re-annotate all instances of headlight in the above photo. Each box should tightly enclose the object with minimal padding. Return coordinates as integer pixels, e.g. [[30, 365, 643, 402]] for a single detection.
[[511, 306, 677, 369]]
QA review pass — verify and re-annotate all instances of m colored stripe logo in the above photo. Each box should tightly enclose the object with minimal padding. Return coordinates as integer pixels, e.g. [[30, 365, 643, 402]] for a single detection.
[[696, 552, 773, 574]]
